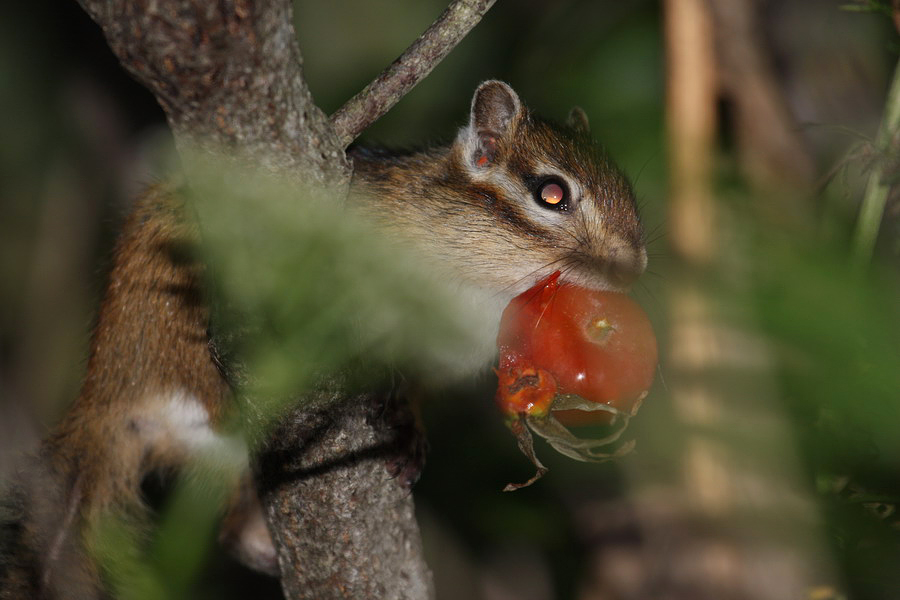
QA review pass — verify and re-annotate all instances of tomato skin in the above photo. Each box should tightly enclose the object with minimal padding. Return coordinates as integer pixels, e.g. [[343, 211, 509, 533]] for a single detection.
[[496, 271, 657, 425], [532, 284, 657, 411], [496, 271, 561, 370]]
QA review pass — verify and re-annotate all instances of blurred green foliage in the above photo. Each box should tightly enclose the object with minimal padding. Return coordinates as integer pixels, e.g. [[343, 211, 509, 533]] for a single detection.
[[2, 1, 899, 599], [749, 207, 900, 598]]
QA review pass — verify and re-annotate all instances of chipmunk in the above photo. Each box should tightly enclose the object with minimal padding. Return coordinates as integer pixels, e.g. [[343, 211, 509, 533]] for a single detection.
[[0, 81, 645, 599]]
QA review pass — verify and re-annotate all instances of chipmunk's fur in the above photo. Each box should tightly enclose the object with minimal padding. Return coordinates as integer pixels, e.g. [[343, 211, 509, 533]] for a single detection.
[[0, 81, 645, 599]]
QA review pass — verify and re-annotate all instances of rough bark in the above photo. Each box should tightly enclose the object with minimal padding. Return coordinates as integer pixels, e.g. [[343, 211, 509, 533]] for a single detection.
[[75, 0, 349, 182], [70, 0, 493, 598], [256, 383, 432, 599]]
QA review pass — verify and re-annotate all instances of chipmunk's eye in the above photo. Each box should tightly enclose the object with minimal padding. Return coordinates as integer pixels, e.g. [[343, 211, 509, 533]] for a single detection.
[[534, 178, 569, 210]]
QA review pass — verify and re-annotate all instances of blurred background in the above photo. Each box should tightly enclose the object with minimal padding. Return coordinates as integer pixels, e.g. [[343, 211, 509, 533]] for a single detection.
[[1, 0, 899, 599]]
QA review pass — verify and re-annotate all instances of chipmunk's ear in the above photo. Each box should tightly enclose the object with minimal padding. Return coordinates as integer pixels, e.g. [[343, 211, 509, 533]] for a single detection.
[[461, 80, 523, 169], [470, 80, 521, 135], [566, 106, 590, 134]]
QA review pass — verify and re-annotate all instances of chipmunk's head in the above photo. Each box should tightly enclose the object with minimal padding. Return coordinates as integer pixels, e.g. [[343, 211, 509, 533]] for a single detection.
[[451, 80, 646, 294]]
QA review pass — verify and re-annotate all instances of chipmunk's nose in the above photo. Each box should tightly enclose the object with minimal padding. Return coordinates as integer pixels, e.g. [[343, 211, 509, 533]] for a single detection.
[[606, 246, 646, 289]]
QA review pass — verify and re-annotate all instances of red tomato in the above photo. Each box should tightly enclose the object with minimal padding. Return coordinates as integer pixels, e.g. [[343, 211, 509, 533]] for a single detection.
[[496, 271, 657, 425]]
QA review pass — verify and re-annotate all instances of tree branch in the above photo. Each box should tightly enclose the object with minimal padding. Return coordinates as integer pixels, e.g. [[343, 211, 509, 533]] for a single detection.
[[664, 0, 717, 264], [329, 0, 497, 147]]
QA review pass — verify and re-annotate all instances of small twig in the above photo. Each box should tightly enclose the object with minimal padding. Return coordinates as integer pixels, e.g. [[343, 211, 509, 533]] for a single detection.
[[329, 0, 497, 147], [852, 55, 900, 265]]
